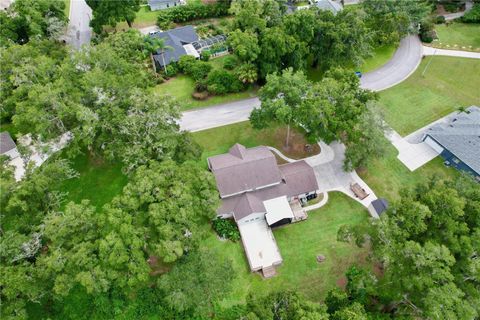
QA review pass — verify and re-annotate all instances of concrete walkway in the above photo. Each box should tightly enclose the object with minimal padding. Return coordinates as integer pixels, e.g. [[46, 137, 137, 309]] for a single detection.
[[443, 0, 474, 21], [268, 141, 378, 215], [303, 192, 329, 212], [423, 46, 480, 59]]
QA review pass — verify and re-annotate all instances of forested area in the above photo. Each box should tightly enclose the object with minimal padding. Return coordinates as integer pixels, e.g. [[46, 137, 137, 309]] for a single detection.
[[1, 0, 478, 319]]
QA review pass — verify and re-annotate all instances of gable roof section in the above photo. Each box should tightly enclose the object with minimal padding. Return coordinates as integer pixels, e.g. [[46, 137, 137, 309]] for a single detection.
[[314, 0, 343, 14], [151, 25, 198, 66], [279, 160, 319, 197], [425, 106, 480, 174], [208, 144, 282, 197], [233, 193, 266, 221], [0, 131, 16, 154]]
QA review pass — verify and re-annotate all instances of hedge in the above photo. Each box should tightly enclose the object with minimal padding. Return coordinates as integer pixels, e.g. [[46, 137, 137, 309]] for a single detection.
[[212, 217, 240, 241], [462, 4, 480, 23], [157, 2, 230, 28]]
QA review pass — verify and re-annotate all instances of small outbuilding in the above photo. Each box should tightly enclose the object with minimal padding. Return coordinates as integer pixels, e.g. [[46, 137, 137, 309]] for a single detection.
[[148, 0, 184, 11], [368, 198, 389, 217]]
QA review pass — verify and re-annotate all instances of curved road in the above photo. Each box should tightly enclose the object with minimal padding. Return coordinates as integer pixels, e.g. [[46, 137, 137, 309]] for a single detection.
[[181, 35, 424, 132]]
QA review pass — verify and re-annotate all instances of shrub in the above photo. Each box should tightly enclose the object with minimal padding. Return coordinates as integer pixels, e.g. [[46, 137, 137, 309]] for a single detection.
[[178, 55, 197, 73], [163, 63, 178, 77], [420, 18, 436, 43], [207, 69, 243, 95], [435, 15, 446, 24], [235, 62, 258, 84], [156, 2, 230, 27], [223, 55, 238, 70], [212, 217, 240, 241], [195, 78, 208, 92], [192, 91, 209, 100], [190, 61, 212, 81], [462, 4, 480, 23], [200, 50, 211, 61]]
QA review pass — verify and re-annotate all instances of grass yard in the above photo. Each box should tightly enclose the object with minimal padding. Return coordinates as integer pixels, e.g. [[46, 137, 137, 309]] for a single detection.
[[192, 121, 320, 166], [111, 6, 159, 31], [64, 0, 71, 17], [359, 139, 459, 201], [307, 43, 398, 81], [59, 152, 128, 208], [204, 192, 371, 306], [429, 23, 480, 52], [379, 56, 480, 136]]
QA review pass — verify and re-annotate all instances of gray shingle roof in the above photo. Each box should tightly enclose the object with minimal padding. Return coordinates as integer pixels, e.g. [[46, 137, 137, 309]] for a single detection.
[[208, 144, 282, 198], [425, 106, 480, 174], [0, 131, 16, 154], [151, 25, 198, 66], [371, 198, 389, 215], [314, 0, 343, 14]]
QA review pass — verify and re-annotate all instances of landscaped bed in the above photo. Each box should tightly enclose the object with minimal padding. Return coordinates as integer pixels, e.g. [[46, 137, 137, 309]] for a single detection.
[[428, 22, 480, 52], [204, 192, 371, 306], [379, 56, 480, 135]]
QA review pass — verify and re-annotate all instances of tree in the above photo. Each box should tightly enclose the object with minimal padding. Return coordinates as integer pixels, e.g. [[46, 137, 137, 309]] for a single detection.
[[143, 35, 171, 74], [158, 248, 234, 316], [235, 62, 258, 84], [230, 0, 283, 33], [227, 29, 261, 62], [250, 68, 311, 148], [0, 0, 67, 46], [86, 0, 140, 34], [362, 0, 431, 45], [110, 160, 219, 262]]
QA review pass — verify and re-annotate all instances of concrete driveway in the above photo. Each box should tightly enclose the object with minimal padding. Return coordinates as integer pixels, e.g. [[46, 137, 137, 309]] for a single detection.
[[65, 0, 92, 49]]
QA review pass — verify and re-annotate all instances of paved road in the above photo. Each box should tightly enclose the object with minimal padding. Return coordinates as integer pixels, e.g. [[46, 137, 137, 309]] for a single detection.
[[443, 0, 473, 21], [65, 0, 92, 49], [180, 35, 424, 131], [423, 46, 480, 59]]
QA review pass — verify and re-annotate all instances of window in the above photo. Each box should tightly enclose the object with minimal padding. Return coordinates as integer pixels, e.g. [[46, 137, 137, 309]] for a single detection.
[[452, 157, 460, 164]]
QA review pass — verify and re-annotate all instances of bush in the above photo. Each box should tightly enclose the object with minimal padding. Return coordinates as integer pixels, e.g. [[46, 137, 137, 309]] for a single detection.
[[435, 15, 446, 24], [156, 2, 230, 27], [223, 55, 238, 70], [200, 50, 211, 61], [212, 217, 240, 241], [190, 61, 212, 81], [462, 4, 480, 23], [163, 63, 179, 77], [420, 18, 436, 43], [195, 78, 208, 92], [207, 69, 244, 95], [178, 55, 197, 72]]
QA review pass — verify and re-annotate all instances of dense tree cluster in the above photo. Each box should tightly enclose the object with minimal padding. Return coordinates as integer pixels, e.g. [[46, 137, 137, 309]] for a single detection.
[[250, 68, 388, 170], [0, 0, 67, 46], [86, 0, 140, 34], [337, 176, 480, 319]]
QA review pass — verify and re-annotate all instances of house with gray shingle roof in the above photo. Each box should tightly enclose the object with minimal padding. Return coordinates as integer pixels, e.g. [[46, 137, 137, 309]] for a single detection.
[[0, 131, 19, 160], [311, 0, 343, 14], [422, 106, 480, 180], [148, 0, 184, 11], [208, 143, 319, 277]]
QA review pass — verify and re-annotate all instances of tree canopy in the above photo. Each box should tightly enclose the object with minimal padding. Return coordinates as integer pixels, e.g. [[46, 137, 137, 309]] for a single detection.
[[86, 0, 140, 34]]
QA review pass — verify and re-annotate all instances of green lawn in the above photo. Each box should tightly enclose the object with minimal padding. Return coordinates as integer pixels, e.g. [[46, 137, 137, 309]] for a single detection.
[[192, 121, 320, 165], [379, 56, 480, 135], [359, 139, 459, 201], [112, 6, 159, 31], [64, 0, 71, 17], [205, 192, 371, 306], [307, 43, 397, 81], [153, 56, 258, 111], [59, 152, 128, 208], [430, 23, 480, 52]]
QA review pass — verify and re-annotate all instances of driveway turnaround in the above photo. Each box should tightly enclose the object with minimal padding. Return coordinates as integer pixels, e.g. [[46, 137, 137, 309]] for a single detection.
[[180, 35, 424, 131], [269, 141, 378, 215], [65, 0, 92, 49]]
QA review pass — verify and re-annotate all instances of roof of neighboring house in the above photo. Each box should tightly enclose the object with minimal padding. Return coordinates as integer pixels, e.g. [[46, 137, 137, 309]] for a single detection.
[[208, 144, 282, 198], [425, 106, 480, 174], [151, 25, 199, 66], [370, 198, 389, 215], [0, 131, 16, 154], [314, 0, 343, 13], [148, 0, 180, 6]]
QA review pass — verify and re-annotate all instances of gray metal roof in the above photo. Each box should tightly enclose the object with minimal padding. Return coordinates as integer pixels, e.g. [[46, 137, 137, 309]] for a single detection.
[[151, 25, 199, 66], [314, 0, 343, 14], [425, 106, 480, 175], [0, 131, 16, 154], [371, 198, 389, 215]]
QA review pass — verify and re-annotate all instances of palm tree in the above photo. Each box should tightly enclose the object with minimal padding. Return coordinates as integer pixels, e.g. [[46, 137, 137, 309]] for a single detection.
[[143, 36, 172, 75]]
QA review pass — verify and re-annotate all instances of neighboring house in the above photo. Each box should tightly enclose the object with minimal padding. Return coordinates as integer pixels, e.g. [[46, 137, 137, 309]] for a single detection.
[[208, 144, 319, 277], [0, 131, 19, 159], [311, 0, 343, 14], [150, 26, 227, 69], [422, 106, 480, 181], [368, 198, 389, 217], [148, 0, 184, 11]]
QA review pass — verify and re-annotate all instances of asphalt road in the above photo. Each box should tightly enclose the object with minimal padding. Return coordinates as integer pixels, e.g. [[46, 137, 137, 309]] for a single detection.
[[180, 35, 424, 131], [65, 0, 92, 49]]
